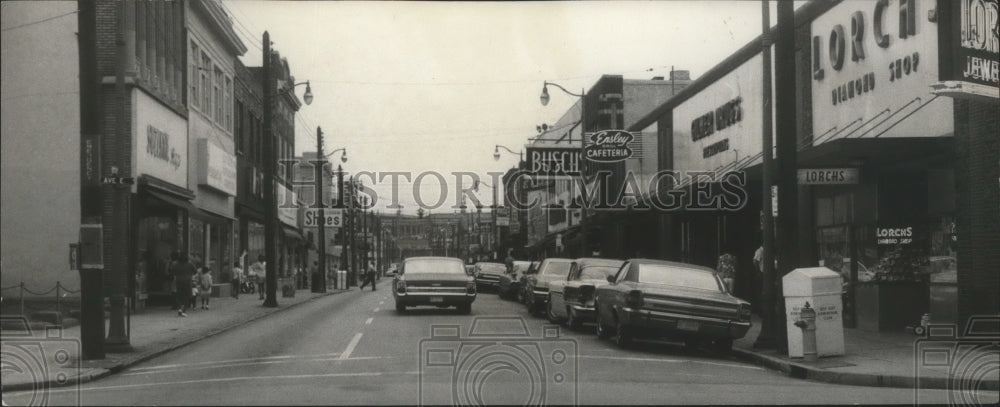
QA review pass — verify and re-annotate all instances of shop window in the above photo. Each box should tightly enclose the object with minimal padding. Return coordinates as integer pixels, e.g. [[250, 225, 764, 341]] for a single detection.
[[214, 68, 224, 123], [189, 42, 200, 108], [225, 76, 233, 133], [201, 53, 211, 112]]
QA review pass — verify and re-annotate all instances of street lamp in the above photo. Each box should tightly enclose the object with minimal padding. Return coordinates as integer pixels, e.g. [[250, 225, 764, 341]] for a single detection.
[[540, 80, 589, 257], [494, 145, 522, 162]]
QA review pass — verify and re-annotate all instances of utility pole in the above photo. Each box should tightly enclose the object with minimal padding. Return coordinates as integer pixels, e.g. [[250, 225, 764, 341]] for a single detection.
[[773, 0, 799, 353], [106, 0, 134, 350], [314, 126, 326, 293], [78, 0, 105, 360], [262, 31, 278, 307], [336, 164, 345, 289], [754, 0, 778, 349]]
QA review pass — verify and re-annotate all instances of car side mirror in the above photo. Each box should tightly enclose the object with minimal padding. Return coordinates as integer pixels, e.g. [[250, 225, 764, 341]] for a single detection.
[[606, 275, 616, 283]]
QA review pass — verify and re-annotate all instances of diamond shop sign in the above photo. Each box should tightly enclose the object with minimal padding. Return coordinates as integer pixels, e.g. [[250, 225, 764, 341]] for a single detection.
[[584, 130, 635, 163]]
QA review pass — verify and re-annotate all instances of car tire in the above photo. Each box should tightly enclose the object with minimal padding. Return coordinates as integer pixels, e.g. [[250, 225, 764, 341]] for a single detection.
[[566, 307, 583, 331], [614, 315, 632, 349], [457, 303, 471, 314], [595, 304, 611, 340], [395, 303, 406, 313], [712, 338, 733, 353]]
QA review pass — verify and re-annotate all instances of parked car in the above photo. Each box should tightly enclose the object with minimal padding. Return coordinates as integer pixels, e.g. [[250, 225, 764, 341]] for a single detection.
[[474, 262, 506, 291], [546, 258, 624, 330], [498, 260, 535, 301], [385, 263, 399, 277], [393, 257, 476, 314], [594, 259, 751, 352], [523, 258, 573, 315]]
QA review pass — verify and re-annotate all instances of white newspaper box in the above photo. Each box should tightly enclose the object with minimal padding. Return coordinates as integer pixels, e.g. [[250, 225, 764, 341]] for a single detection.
[[782, 267, 845, 358]]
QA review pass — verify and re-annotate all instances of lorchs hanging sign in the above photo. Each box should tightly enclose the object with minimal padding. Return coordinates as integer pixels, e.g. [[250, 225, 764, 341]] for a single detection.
[[934, 0, 999, 100]]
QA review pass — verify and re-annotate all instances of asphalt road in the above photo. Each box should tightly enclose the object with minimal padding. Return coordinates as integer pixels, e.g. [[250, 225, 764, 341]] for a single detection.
[[2, 279, 985, 405]]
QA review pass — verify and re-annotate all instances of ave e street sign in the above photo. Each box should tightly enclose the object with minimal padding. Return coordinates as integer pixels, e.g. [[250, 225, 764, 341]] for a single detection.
[[304, 208, 343, 228], [797, 168, 859, 185], [101, 176, 134, 185]]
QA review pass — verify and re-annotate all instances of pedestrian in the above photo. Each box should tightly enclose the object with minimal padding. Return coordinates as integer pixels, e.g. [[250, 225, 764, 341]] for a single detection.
[[359, 261, 376, 291], [189, 270, 200, 310], [170, 252, 197, 317], [198, 267, 214, 309], [231, 261, 242, 299], [717, 252, 736, 294], [504, 249, 515, 274], [250, 255, 266, 300], [310, 260, 319, 290], [167, 251, 180, 310]]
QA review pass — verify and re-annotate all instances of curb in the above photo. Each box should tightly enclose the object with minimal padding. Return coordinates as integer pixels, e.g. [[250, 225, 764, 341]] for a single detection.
[[732, 347, 1000, 391], [1, 290, 347, 393]]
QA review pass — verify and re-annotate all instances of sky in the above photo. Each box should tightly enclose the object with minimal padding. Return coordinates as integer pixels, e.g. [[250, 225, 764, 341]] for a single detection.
[[223, 1, 789, 214]]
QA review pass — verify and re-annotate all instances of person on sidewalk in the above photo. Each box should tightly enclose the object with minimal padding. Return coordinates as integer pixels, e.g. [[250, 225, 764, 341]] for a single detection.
[[170, 252, 197, 317], [167, 251, 181, 310], [198, 267, 213, 309], [231, 261, 243, 299], [359, 261, 376, 291], [250, 255, 266, 300]]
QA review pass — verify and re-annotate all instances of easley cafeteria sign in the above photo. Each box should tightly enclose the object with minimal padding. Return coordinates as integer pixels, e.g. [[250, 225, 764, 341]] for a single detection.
[[584, 130, 635, 163]]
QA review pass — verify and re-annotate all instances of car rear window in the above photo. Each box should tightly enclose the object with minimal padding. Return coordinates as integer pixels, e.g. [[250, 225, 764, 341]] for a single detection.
[[405, 259, 465, 274], [637, 264, 721, 291], [578, 266, 618, 280], [542, 261, 572, 277], [478, 263, 506, 274]]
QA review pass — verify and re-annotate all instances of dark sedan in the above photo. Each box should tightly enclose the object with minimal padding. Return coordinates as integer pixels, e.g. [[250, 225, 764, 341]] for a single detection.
[[474, 262, 506, 291], [547, 258, 624, 330], [393, 257, 476, 314], [594, 259, 751, 352], [523, 258, 573, 315]]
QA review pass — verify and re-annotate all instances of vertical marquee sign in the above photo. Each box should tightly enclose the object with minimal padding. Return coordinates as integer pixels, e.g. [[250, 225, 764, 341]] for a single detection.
[[936, 0, 1000, 100]]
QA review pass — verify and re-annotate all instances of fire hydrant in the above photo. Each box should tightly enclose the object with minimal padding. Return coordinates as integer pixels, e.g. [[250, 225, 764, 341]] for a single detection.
[[794, 301, 818, 362]]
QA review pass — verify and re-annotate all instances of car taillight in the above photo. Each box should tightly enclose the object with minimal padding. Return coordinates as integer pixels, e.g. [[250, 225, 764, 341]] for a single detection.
[[578, 285, 595, 302], [467, 281, 476, 294], [397, 280, 406, 294], [738, 303, 751, 321], [626, 290, 643, 308]]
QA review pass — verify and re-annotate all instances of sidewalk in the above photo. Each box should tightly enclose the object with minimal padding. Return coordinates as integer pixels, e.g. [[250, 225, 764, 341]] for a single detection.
[[733, 315, 1000, 390], [1, 288, 347, 392]]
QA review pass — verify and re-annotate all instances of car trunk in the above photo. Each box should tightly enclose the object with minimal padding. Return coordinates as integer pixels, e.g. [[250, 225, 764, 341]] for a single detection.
[[639, 286, 739, 320]]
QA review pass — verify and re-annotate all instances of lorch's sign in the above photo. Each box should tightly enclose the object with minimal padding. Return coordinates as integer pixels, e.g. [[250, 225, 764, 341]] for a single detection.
[[936, 0, 999, 100], [797, 168, 860, 185], [584, 130, 635, 162]]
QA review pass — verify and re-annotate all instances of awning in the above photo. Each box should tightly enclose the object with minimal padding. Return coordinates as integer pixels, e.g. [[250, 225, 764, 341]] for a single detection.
[[282, 225, 307, 243], [144, 189, 204, 217]]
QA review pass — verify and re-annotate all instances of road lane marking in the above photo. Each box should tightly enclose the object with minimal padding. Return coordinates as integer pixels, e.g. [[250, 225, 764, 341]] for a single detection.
[[119, 356, 391, 376], [340, 333, 364, 360], [365, 317, 374, 325], [22, 371, 414, 395], [127, 353, 341, 372], [577, 355, 763, 370]]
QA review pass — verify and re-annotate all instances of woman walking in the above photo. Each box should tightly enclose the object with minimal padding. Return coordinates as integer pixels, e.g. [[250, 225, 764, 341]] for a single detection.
[[170, 252, 197, 317], [198, 267, 214, 309]]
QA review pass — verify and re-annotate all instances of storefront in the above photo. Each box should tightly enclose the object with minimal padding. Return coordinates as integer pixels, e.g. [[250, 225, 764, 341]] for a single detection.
[[131, 88, 191, 306], [806, 0, 958, 329]]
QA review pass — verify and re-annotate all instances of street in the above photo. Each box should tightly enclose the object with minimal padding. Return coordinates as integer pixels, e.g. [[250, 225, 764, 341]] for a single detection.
[[2, 279, 978, 406]]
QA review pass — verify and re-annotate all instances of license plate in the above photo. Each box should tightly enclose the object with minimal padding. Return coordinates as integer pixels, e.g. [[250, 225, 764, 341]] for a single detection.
[[677, 321, 700, 331], [429, 297, 443, 303]]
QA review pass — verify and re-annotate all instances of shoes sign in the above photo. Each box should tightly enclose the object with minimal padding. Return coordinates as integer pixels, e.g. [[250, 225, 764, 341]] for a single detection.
[[584, 130, 635, 163], [304, 208, 343, 228]]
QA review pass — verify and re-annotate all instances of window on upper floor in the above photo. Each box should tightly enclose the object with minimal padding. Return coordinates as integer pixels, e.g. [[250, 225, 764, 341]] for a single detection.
[[201, 53, 211, 113], [190, 42, 200, 108], [225, 76, 233, 133], [214, 68, 224, 124]]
